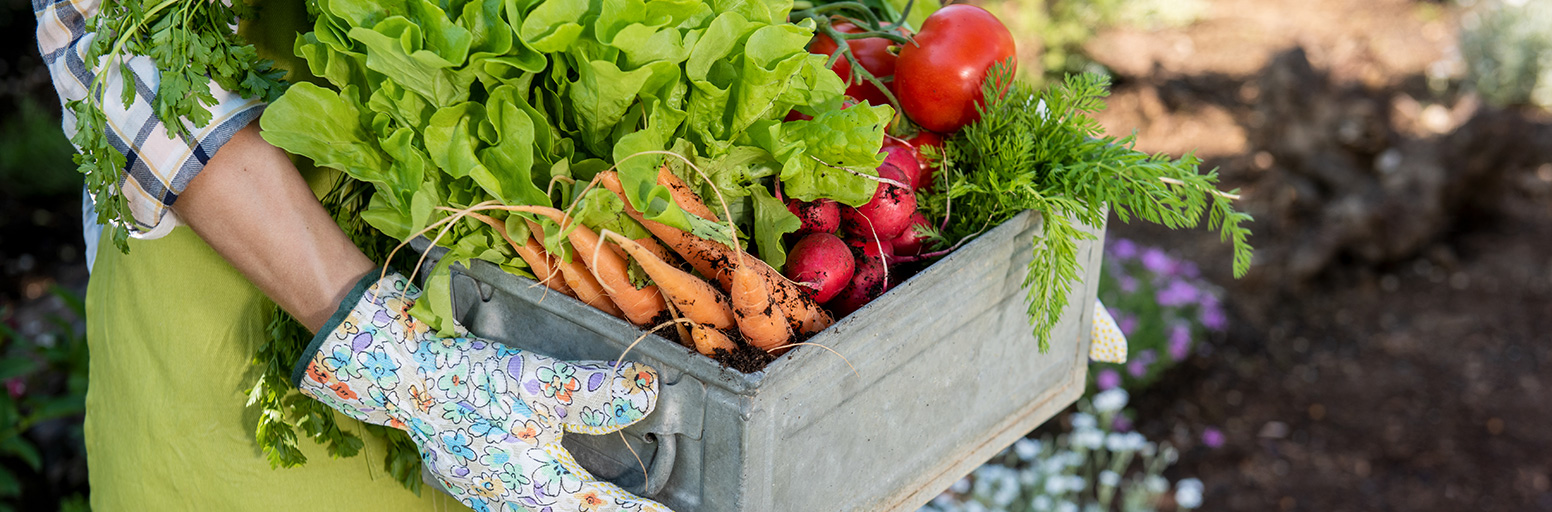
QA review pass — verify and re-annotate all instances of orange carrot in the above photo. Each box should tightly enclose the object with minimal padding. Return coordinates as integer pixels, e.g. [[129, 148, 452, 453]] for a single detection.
[[598, 171, 835, 335], [524, 219, 623, 318], [603, 231, 736, 331], [635, 236, 678, 266], [520, 231, 576, 297], [729, 255, 793, 352], [689, 323, 737, 356], [519, 208, 667, 326], [458, 211, 574, 297], [657, 165, 718, 221]]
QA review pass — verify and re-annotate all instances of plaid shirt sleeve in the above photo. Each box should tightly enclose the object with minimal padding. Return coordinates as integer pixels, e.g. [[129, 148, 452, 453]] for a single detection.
[[36, 0, 266, 239]]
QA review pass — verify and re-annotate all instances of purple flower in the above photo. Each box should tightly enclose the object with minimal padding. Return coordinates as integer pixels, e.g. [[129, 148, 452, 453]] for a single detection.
[[1096, 369, 1121, 390], [1168, 324, 1192, 361], [1112, 414, 1133, 432], [1127, 359, 1148, 378], [1137, 349, 1157, 365], [1155, 279, 1201, 307], [1201, 303, 1227, 331], [1119, 274, 1138, 293], [1202, 427, 1225, 448], [1111, 239, 1138, 260], [1118, 314, 1138, 337], [1198, 293, 1227, 330], [1141, 248, 1173, 275]]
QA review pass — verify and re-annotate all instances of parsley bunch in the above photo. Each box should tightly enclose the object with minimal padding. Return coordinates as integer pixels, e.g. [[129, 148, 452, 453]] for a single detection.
[[68, 0, 286, 252], [921, 65, 1252, 352]]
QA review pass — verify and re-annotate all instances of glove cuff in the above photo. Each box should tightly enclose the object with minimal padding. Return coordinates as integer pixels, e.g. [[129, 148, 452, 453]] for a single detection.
[[289, 270, 404, 388]]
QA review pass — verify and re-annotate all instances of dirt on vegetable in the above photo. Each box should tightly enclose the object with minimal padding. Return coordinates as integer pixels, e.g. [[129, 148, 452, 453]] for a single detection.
[[711, 344, 777, 374]]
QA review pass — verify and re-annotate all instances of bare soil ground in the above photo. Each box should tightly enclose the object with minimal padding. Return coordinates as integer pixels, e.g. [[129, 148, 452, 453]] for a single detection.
[[1083, 0, 1552, 510]]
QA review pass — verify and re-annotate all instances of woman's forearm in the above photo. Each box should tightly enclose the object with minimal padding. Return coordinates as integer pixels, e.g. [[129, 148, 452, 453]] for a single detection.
[[174, 121, 376, 333]]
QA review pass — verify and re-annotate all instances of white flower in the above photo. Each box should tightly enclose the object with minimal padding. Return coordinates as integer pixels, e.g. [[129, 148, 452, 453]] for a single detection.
[[1033, 495, 1053, 511], [1175, 478, 1204, 509], [1064, 475, 1087, 493], [1061, 451, 1086, 468], [1105, 432, 1130, 452], [1045, 476, 1067, 494], [963, 501, 988, 512], [1093, 389, 1130, 413], [1056, 501, 1079, 512], [1098, 470, 1121, 488], [1014, 438, 1042, 460], [1070, 412, 1097, 430], [930, 494, 957, 509], [1122, 432, 1147, 451], [991, 472, 1020, 507], [1144, 475, 1169, 494], [950, 477, 971, 494], [1072, 428, 1105, 450]]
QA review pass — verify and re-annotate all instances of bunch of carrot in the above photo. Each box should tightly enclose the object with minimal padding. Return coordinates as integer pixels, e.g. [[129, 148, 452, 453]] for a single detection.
[[446, 166, 834, 359]]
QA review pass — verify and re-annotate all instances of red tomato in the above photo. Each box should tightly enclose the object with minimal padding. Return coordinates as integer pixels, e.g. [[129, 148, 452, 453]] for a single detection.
[[894, 5, 1016, 133], [807, 22, 903, 108]]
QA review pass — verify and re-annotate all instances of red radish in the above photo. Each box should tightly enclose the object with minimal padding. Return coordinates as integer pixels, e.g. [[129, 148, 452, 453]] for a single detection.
[[882, 139, 923, 190], [841, 164, 917, 240], [907, 131, 944, 192], [889, 212, 932, 257], [783, 233, 855, 303], [843, 231, 894, 260], [784, 110, 813, 122], [787, 199, 840, 236], [827, 252, 889, 316]]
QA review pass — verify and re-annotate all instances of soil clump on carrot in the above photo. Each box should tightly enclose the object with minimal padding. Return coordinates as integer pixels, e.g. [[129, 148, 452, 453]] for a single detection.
[[711, 344, 777, 374]]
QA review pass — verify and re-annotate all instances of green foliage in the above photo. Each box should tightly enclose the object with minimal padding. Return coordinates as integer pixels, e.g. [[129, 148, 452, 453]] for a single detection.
[[923, 65, 1251, 353], [0, 99, 79, 198], [68, 0, 287, 253], [0, 288, 90, 509], [1460, 0, 1552, 108]]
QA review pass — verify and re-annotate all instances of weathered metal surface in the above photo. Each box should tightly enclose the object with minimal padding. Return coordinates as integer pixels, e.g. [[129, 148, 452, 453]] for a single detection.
[[413, 209, 1106, 511]]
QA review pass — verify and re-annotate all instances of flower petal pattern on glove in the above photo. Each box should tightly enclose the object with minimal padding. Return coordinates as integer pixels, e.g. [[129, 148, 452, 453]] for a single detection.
[[294, 272, 670, 512]]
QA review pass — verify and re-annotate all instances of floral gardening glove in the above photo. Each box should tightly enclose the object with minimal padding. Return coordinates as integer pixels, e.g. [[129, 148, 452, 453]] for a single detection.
[[292, 272, 670, 512]]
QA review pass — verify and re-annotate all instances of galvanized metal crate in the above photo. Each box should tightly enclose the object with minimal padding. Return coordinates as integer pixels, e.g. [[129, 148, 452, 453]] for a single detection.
[[413, 209, 1106, 511]]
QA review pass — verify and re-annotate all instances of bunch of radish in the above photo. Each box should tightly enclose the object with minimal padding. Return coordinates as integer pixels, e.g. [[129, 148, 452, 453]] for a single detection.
[[782, 137, 937, 316], [776, 4, 1018, 317]]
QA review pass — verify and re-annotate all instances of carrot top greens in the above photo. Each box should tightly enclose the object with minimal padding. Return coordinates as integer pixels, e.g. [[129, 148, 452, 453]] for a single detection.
[[919, 64, 1253, 352]]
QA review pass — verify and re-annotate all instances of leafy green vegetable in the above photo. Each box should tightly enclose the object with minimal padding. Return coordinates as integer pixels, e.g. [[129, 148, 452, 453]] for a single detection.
[[749, 183, 801, 268], [262, 0, 891, 316], [926, 65, 1253, 352]]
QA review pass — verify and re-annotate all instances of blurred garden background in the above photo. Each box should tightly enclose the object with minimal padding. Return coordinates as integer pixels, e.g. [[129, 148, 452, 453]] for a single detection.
[[2, 0, 1551, 510]]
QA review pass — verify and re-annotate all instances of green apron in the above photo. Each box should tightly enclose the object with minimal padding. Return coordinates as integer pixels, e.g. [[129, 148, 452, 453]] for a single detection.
[[82, 0, 470, 508], [86, 228, 468, 509]]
